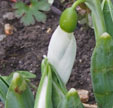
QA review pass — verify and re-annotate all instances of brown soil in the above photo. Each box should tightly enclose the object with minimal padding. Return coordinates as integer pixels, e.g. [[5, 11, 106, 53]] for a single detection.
[[0, 0, 95, 106]]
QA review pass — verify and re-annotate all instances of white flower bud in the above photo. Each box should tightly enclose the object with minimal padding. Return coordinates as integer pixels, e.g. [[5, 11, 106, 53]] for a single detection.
[[47, 26, 77, 84]]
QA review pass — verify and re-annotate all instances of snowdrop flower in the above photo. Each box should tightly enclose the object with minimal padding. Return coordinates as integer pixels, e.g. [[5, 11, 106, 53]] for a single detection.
[[35, 6, 78, 108], [47, 25, 77, 84], [47, 7, 77, 84]]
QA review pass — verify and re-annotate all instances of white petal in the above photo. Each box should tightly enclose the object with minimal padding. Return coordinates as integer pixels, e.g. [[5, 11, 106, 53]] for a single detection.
[[47, 26, 76, 84]]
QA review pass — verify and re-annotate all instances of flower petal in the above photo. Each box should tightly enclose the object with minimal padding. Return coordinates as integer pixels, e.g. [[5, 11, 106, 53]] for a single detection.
[[47, 26, 77, 84]]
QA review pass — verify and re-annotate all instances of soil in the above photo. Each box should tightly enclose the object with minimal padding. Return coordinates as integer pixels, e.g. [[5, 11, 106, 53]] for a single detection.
[[0, 0, 95, 107]]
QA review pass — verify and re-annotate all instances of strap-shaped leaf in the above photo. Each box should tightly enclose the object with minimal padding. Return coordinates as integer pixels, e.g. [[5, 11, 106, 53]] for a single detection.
[[41, 58, 67, 108], [5, 73, 34, 108], [1, 76, 11, 85], [52, 81, 66, 108], [34, 59, 53, 108], [91, 32, 113, 108], [41, 58, 68, 93], [51, 64, 67, 94], [0, 77, 9, 103], [51, 65, 67, 108], [102, 0, 113, 38], [16, 71, 36, 79]]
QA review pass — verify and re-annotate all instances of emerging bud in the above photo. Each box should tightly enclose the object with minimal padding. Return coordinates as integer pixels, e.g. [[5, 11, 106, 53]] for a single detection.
[[65, 88, 84, 108], [12, 73, 27, 93]]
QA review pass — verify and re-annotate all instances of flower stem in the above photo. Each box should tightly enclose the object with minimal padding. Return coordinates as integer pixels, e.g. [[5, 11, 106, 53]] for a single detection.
[[72, 0, 86, 9], [85, 0, 106, 41]]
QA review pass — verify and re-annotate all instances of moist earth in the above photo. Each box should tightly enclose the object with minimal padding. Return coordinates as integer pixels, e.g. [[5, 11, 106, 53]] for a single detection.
[[0, 0, 95, 106]]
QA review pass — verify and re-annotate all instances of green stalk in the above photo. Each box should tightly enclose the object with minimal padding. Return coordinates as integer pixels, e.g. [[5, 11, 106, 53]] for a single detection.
[[72, 0, 86, 9], [85, 0, 106, 41]]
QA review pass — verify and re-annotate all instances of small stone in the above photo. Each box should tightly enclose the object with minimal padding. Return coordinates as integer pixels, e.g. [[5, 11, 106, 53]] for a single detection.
[[41, 26, 45, 30], [3, 12, 16, 20], [0, 34, 6, 41], [30, 70, 33, 73], [77, 89, 89, 103], [19, 60, 22, 64], [79, 59, 82, 63], [4, 24, 14, 35], [0, 102, 4, 108], [46, 28, 52, 34], [83, 103, 97, 108]]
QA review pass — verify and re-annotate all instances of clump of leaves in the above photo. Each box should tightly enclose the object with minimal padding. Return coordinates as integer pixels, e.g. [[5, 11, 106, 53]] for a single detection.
[[14, 0, 51, 26]]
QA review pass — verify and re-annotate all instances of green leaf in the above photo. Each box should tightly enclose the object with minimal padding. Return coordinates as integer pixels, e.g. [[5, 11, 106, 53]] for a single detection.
[[91, 32, 113, 108], [16, 71, 36, 79], [14, 0, 51, 26], [1, 71, 36, 85], [5, 73, 34, 108], [37, 0, 51, 11], [1, 76, 11, 85], [40, 58, 67, 108], [50, 63, 68, 108], [52, 81, 66, 108], [111, 0, 113, 3], [34, 11, 46, 22], [21, 12, 35, 26], [102, 0, 113, 38], [0, 77, 9, 103], [64, 88, 84, 108], [14, 1, 28, 17], [34, 59, 53, 108]]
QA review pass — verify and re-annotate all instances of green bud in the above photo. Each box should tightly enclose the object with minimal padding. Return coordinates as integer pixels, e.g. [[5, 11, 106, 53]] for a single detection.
[[60, 7, 78, 33], [12, 73, 27, 93], [66, 88, 79, 100], [64, 88, 84, 108]]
